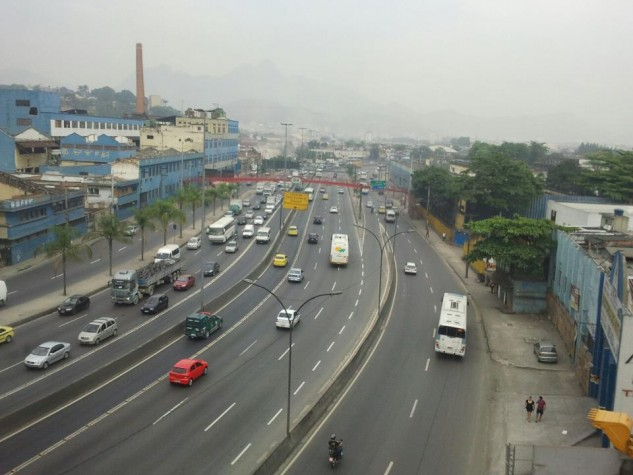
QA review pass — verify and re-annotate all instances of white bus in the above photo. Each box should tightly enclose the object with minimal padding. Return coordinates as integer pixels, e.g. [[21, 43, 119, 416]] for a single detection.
[[304, 186, 314, 201], [435, 292, 468, 357], [206, 216, 236, 244], [330, 233, 349, 266]]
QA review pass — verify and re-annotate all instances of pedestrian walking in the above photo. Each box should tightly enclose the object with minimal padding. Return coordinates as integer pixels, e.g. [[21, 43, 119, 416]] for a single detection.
[[425, 227, 430, 238], [525, 396, 535, 422], [536, 396, 546, 422], [441, 232, 446, 241]]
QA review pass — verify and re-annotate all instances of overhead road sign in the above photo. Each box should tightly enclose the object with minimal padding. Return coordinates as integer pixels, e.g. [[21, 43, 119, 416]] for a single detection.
[[371, 180, 386, 190], [283, 192, 309, 210]]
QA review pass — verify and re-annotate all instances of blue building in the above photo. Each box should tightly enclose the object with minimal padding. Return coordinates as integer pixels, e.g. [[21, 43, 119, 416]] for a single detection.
[[0, 88, 60, 135]]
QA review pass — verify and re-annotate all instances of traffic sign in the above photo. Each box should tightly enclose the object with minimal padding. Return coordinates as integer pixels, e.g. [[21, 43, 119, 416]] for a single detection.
[[371, 180, 386, 190], [283, 191, 309, 210]]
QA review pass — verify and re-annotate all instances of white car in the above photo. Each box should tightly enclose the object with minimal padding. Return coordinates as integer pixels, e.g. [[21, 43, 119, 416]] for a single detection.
[[366, 200, 374, 208], [276, 309, 300, 329], [404, 262, 418, 275], [245, 210, 254, 219], [225, 239, 239, 253], [78, 317, 118, 345], [187, 236, 202, 250], [254, 215, 265, 225], [329, 206, 339, 214]]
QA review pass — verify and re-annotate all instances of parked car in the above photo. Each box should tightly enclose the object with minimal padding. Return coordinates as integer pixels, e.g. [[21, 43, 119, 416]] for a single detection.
[[276, 309, 300, 329], [24, 341, 71, 369], [140, 293, 169, 314], [203, 261, 220, 277], [123, 225, 138, 236], [169, 358, 208, 386], [173, 274, 196, 291], [313, 216, 323, 225], [57, 294, 90, 316], [533, 341, 558, 363], [404, 262, 418, 275], [307, 233, 319, 244], [287, 268, 305, 283], [329, 206, 339, 213], [288, 225, 299, 236], [273, 254, 288, 267], [78, 317, 118, 345], [225, 239, 239, 253], [187, 236, 202, 250], [0, 325, 14, 344]]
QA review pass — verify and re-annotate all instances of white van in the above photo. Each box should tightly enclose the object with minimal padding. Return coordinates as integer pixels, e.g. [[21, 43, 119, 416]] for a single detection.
[[154, 244, 181, 263], [242, 224, 255, 239], [256, 227, 271, 244], [0, 280, 6, 305], [385, 210, 396, 223]]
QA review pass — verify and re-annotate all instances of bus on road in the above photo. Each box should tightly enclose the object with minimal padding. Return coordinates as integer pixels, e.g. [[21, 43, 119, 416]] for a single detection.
[[435, 292, 468, 357], [330, 233, 349, 266], [206, 216, 236, 244]]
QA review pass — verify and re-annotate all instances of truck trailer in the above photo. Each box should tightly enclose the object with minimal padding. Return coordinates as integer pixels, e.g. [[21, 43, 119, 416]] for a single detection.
[[111, 259, 183, 305]]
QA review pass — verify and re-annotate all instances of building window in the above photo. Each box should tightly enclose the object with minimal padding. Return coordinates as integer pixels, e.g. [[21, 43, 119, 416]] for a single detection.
[[15, 99, 30, 107], [72, 121, 78, 128], [17, 118, 32, 126], [64, 120, 71, 128], [147, 134, 154, 139], [55, 120, 62, 128], [80, 121, 86, 128], [29, 107, 38, 116]]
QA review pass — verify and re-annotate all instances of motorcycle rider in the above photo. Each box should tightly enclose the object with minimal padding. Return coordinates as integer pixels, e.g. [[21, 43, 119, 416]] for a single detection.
[[329, 434, 343, 461]]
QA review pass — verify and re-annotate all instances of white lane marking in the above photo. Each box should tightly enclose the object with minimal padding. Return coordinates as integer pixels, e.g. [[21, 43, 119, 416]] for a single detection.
[[432, 329, 436, 338], [326, 341, 335, 352], [425, 358, 430, 372], [314, 261, 318, 270], [51, 274, 63, 279], [304, 281, 310, 290], [409, 399, 418, 418], [204, 402, 236, 432], [359, 287, 362, 296], [434, 304, 437, 314], [153, 398, 189, 425], [348, 312, 354, 320], [354, 299, 359, 307], [278, 343, 296, 360], [231, 443, 252, 466], [331, 282, 337, 292], [339, 325, 346, 335], [118, 247, 126, 252], [385, 461, 395, 474], [58, 313, 89, 328], [312, 360, 321, 371], [414, 248, 418, 254], [268, 408, 283, 426], [313, 308, 323, 320], [429, 287, 433, 294], [90, 259, 101, 264], [294, 381, 305, 395], [7, 290, 18, 295], [425, 272, 429, 279], [239, 340, 258, 356]]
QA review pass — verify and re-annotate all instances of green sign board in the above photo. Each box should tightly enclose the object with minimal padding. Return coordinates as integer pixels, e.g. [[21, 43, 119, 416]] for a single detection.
[[371, 180, 386, 190]]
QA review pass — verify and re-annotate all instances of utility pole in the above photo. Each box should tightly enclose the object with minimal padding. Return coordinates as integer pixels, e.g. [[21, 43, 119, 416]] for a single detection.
[[299, 127, 306, 160], [281, 122, 292, 174]]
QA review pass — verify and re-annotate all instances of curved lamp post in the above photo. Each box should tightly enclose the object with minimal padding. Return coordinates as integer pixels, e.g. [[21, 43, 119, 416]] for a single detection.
[[243, 278, 342, 437], [354, 224, 414, 314]]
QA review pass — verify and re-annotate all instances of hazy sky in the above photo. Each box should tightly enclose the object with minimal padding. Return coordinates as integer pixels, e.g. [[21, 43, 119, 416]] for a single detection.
[[3, 0, 632, 136]]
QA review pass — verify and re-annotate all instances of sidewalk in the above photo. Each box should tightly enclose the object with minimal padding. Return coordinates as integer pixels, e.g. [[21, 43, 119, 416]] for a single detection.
[[402, 215, 617, 474]]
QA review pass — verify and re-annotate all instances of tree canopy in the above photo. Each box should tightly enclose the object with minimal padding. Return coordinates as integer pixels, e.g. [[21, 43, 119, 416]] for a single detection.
[[581, 150, 633, 203], [546, 160, 592, 195]]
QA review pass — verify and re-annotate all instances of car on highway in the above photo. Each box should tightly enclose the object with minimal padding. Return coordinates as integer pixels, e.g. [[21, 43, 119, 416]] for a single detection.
[[169, 358, 208, 386], [287, 268, 304, 283], [252, 202, 261, 210], [313, 216, 323, 225], [78, 317, 118, 345], [322, 193, 329, 200], [386, 200, 394, 209], [254, 215, 265, 225], [236, 216, 248, 225], [338, 188, 345, 194], [404, 262, 418, 275], [242, 200, 251, 207], [184, 311, 223, 339], [0, 325, 14, 344], [173, 274, 196, 291], [366, 200, 374, 208], [307, 233, 319, 244], [244, 210, 254, 219], [186, 236, 202, 250], [140, 293, 169, 314], [276, 309, 300, 329], [329, 206, 339, 213], [378, 205, 386, 214], [533, 341, 558, 363], [288, 225, 299, 236], [123, 225, 138, 236], [24, 341, 71, 369], [273, 254, 288, 267], [225, 239, 239, 253], [203, 261, 220, 277], [57, 294, 91, 316]]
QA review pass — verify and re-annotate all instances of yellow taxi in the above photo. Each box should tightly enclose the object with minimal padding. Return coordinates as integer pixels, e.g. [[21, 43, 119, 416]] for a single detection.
[[378, 205, 386, 214], [287, 225, 299, 236], [273, 254, 289, 267], [0, 325, 14, 344]]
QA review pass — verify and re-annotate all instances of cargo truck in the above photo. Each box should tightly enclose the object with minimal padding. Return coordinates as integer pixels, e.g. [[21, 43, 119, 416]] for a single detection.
[[229, 199, 243, 215], [184, 311, 223, 339], [111, 259, 183, 305]]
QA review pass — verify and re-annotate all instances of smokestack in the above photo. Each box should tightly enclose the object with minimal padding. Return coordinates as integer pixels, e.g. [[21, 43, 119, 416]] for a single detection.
[[135, 43, 145, 115]]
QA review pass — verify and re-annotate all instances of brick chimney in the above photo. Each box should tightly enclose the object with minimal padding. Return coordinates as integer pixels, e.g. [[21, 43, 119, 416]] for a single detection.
[[135, 43, 145, 115]]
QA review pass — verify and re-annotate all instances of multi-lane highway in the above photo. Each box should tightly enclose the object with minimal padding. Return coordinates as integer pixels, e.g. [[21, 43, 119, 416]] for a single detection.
[[0, 174, 489, 474]]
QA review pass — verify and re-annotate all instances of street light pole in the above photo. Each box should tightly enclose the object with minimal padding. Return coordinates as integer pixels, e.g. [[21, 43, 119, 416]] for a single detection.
[[299, 127, 306, 160], [354, 224, 414, 314], [200, 112, 208, 311], [243, 278, 342, 438], [281, 122, 292, 174]]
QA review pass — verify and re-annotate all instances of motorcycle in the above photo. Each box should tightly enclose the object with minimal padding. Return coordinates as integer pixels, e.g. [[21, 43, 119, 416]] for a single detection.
[[328, 443, 343, 468]]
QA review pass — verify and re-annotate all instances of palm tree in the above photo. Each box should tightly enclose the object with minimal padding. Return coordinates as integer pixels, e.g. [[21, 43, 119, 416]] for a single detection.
[[174, 187, 189, 238], [205, 187, 219, 215], [132, 206, 156, 261], [216, 183, 231, 210], [94, 214, 131, 276], [149, 199, 186, 245], [186, 186, 202, 229], [36, 224, 93, 296]]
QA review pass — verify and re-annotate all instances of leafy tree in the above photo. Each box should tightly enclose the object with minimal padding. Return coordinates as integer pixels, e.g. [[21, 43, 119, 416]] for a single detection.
[[465, 216, 556, 278], [36, 224, 93, 296], [132, 206, 156, 261], [411, 166, 459, 222], [581, 150, 633, 203], [410, 146, 433, 161], [185, 186, 202, 229], [461, 143, 543, 219], [205, 187, 219, 214], [174, 187, 189, 238], [576, 143, 610, 156], [450, 137, 471, 148], [94, 213, 131, 276], [149, 199, 186, 245], [546, 160, 591, 195]]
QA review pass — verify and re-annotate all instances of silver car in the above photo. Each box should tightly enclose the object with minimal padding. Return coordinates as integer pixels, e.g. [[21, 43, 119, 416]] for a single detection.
[[533, 341, 558, 363], [225, 239, 239, 253], [24, 341, 71, 369], [78, 317, 118, 345]]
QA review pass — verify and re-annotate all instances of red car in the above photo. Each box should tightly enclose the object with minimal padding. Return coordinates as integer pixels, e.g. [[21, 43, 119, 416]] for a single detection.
[[173, 274, 195, 291], [169, 359, 208, 386]]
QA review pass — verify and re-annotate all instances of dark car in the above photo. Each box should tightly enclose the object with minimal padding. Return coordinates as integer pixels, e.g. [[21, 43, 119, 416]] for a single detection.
[[308, 233, 319, 244], [57, 294, 90, 316], [140, 293, 169, 315], [313, 216, 323, 225], [236, 216, 247, 225], [203, 261, 221, 277], [252, 202, 261, 210]]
